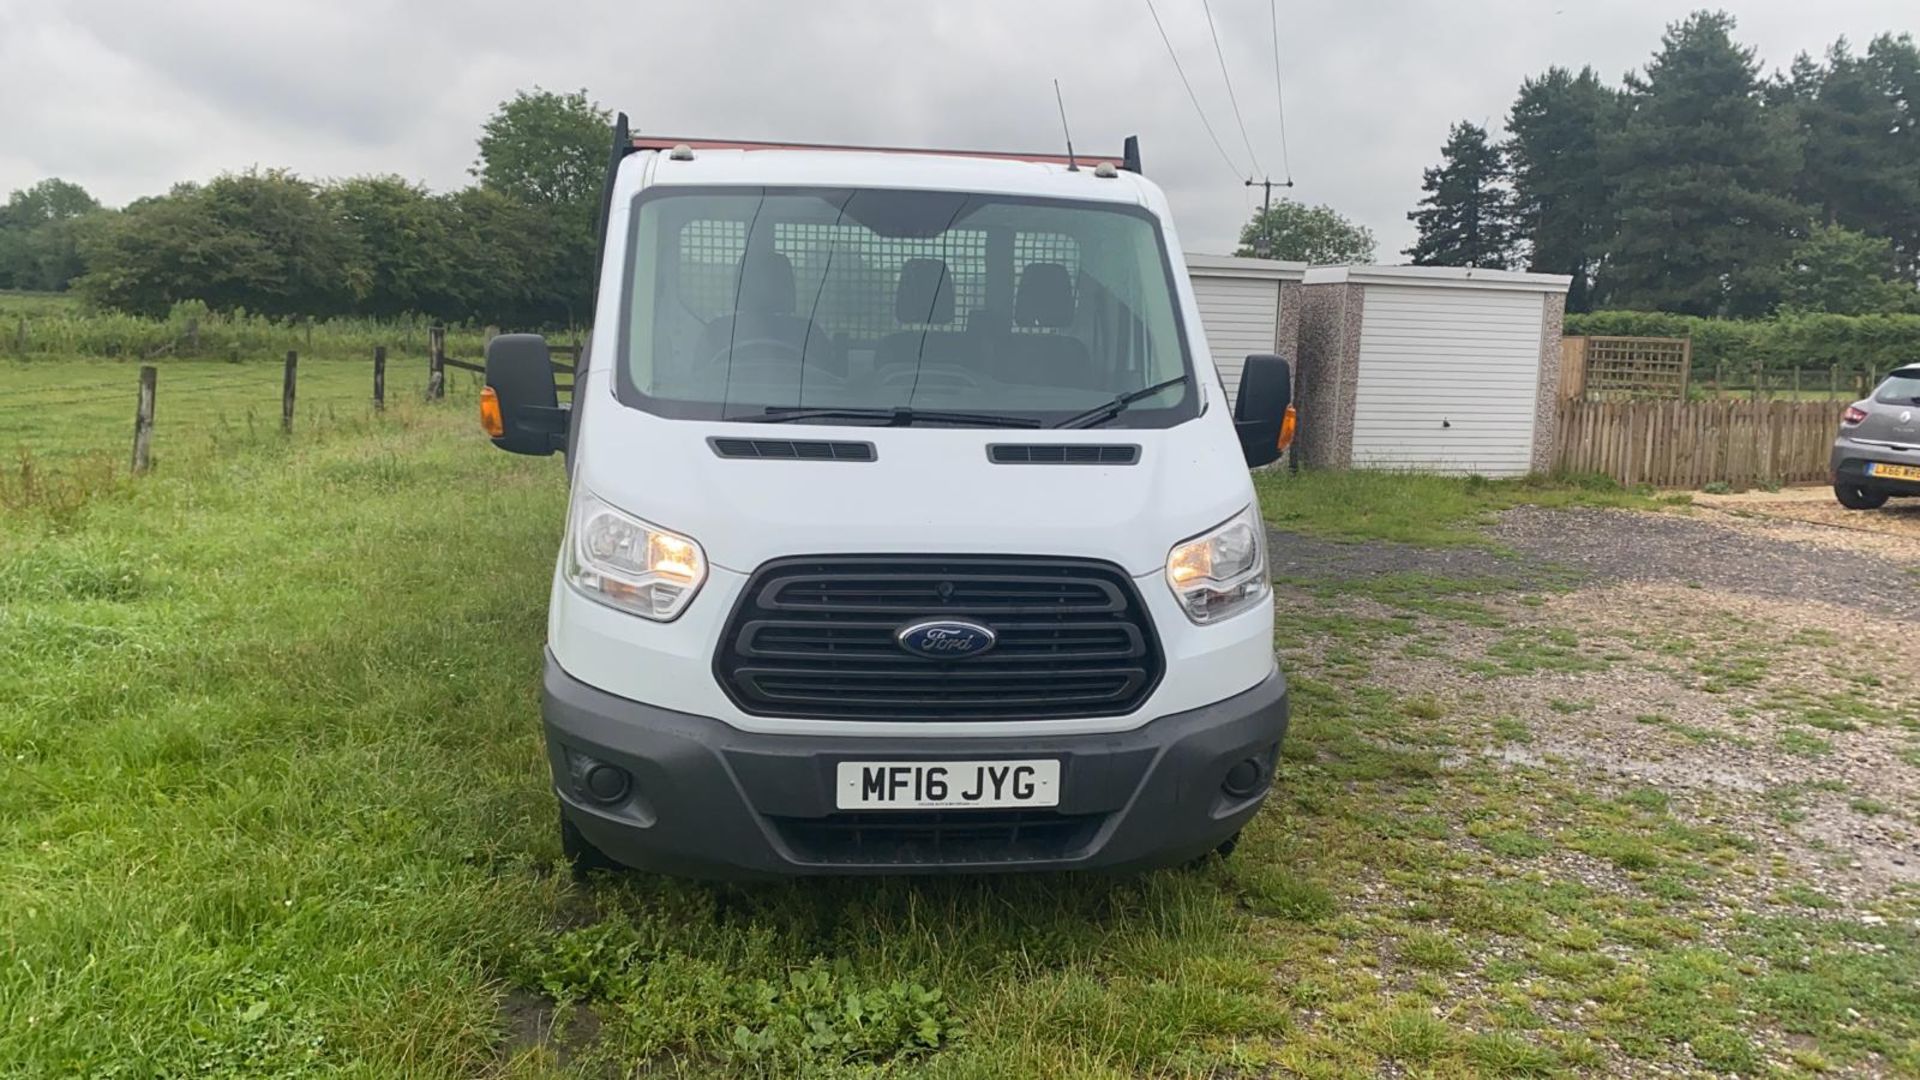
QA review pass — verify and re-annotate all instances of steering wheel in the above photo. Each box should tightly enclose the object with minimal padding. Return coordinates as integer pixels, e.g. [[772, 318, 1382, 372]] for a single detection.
[[704, 336, 807, 373]]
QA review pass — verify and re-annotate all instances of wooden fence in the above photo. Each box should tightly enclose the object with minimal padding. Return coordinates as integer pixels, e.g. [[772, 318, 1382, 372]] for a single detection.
[[118, 328, 573, 474], [433, 328, 576, 396], [1559, 335, 1693, 402], [1553, 399, 1844, 488]]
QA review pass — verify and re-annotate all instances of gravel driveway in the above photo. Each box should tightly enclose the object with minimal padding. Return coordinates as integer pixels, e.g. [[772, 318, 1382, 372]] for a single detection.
[[1273, 501, 1920, 897], [1258, 500, 1920, 1074], [1274, 504, 1920, 621]]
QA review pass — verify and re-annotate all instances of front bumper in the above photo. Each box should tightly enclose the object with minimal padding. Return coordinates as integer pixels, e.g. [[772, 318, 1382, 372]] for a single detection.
[[542, 652, 1289, 878]]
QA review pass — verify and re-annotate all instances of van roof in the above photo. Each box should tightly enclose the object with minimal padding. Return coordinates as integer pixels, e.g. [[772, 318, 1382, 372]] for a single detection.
[[632, 136, 1125, 171], [626, 137, 1153, 204]]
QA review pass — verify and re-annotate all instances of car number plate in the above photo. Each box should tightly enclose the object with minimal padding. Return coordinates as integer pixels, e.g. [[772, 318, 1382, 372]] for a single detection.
[[835, 760, 1060, 810], [1868, 462, 1920, 481]]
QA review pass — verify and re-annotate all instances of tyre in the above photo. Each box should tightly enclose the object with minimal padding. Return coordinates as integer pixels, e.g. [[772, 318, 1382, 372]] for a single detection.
[[1834, 483, 1889, 510], [559, 808, 623, 879]]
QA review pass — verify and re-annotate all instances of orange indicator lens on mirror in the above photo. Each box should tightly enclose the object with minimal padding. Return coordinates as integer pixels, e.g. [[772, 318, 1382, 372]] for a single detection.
[[480, 386, 504, 437]]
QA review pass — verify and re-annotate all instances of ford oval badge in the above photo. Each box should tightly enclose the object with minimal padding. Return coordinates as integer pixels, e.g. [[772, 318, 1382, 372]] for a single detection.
[[897, 620, 997, 659]]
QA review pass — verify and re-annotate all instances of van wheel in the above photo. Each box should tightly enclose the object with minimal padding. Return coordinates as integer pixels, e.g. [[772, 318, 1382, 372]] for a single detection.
[[560, 810, 622, 879], [1834, 484, 1889, 510]]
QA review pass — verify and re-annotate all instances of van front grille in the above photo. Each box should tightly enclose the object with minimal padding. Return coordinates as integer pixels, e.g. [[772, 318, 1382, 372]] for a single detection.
[[714, 556, 1163, 721]]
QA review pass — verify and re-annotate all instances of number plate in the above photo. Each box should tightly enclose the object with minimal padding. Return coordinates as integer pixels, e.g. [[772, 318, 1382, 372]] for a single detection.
[[1868, 462, 1920, 481], [835, 760, 1060, 810]]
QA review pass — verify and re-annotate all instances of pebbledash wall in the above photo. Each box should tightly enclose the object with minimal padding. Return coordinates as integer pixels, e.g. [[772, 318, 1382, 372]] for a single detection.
[[1294, 266, 1571, 477], [1183, 254, 1306, 407]]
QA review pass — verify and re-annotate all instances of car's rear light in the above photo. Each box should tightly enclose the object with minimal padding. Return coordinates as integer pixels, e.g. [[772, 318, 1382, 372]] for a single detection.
[[1843, 405, 1868, 426]]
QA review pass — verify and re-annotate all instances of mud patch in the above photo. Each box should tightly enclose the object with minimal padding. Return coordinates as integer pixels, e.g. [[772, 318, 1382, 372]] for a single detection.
[[498, 987, 603, 1067]]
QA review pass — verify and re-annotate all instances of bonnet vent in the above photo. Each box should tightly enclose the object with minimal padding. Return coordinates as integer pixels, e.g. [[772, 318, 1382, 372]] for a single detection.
[[709, 438, 876, 462], [987, 444, 1141, 465]]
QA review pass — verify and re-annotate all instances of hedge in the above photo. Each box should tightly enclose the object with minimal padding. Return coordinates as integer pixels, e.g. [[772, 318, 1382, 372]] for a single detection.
[[1566, 310, 1920, 381], [1, 298, 496, 363]]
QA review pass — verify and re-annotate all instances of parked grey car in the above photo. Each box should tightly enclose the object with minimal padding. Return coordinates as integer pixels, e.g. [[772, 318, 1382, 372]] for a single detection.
[[1832, 365, 1920, 510]]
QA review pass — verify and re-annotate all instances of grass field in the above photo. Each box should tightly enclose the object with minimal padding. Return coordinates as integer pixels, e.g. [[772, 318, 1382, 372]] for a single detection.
[[0, 356, 468, 461], [2, 366, 1915, 1077], [0, 355, 488, 525]]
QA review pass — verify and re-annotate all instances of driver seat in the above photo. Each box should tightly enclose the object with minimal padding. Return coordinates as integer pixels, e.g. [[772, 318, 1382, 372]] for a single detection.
[[695, 252, 842, 375]]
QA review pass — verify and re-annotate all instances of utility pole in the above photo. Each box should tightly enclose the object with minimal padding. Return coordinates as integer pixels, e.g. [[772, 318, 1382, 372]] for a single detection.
[[1244, 176, 1294, 258]]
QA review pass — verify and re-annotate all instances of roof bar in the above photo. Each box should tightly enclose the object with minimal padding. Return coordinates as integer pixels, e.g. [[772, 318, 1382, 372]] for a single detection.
[[630, 134, 1139, 173]]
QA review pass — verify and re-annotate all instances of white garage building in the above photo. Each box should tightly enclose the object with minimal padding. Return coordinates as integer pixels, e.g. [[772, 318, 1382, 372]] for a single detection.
[[1293, 265, 1571, 477], [1182, 254, 1306, 405]]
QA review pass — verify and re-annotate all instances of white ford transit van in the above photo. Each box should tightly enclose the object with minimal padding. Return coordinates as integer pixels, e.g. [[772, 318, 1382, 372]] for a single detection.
[[482, 119, 1295, 877]]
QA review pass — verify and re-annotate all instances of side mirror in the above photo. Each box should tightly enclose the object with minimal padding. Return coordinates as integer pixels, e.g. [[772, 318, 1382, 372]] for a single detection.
[[483, 334, 568, 456], [1233, 353, 1294, 468]]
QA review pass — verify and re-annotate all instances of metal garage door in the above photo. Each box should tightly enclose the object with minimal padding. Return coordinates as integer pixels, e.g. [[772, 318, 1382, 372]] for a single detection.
[[1350, 285, 1542, 476], [1190, 274, 1280, 405]]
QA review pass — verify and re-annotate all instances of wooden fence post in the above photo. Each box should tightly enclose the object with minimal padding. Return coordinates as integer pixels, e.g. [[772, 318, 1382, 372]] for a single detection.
[[427, 326, 446, 400], [373, 345, 386, 411], [282, 351, 298, 434], [131, 365, 157, 473], [13, 316, 25, 355]]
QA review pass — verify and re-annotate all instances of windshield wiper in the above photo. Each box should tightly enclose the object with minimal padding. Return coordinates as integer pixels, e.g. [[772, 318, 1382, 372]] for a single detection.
[[746, 406, 1041, 428], [1051, 376, 1190, 429]]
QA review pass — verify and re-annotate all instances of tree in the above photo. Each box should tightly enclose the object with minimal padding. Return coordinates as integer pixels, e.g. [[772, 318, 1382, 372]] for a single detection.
[[1599, 11, 1808, 316], [473, 88, 609, 323], [1867, 33, 1920, 281], [1235, 199, 1375, 264], [1406, 121, 1517, 268], [1780, 223, 1919, 314], [1, 178, 99, 226], [1777, 35, 1920, 282], [474, 88, 610, 212], [438, 187, 572, 325], [1505, 67, 1622, 310], [326, 176, 455, 319], [0, 178, 102, 291], [75, 171, 358, 317]]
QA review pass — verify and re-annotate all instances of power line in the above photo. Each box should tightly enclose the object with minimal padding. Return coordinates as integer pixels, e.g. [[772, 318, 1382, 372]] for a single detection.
[[1142, 0, 1249, 181], [1200, 0, 1264, 179], [1269, 0, 1295, 186]]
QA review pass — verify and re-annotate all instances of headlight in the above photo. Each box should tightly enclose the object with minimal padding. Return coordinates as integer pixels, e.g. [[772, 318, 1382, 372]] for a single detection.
[[1166, 505, 1270, 624], [565, 490, 706, 621]]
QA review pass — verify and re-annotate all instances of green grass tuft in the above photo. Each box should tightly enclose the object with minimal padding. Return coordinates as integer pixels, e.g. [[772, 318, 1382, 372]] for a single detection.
[[1255, 468, 1662, 547]]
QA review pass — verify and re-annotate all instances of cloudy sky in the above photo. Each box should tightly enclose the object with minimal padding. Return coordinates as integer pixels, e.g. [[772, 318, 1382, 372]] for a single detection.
[[2, 1, 1913, 259]]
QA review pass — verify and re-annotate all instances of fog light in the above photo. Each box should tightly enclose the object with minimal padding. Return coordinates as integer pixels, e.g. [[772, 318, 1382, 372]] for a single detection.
[[583, 763, 631, 804], [1222, 757, 1264, 798]]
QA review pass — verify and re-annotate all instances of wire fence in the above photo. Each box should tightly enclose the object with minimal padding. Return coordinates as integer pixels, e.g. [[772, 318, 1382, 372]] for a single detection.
[[0, 328, 569, 484]]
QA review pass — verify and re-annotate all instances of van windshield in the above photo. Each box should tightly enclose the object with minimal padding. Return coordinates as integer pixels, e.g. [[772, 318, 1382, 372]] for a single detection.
[[617, 187, 1196, 427]]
